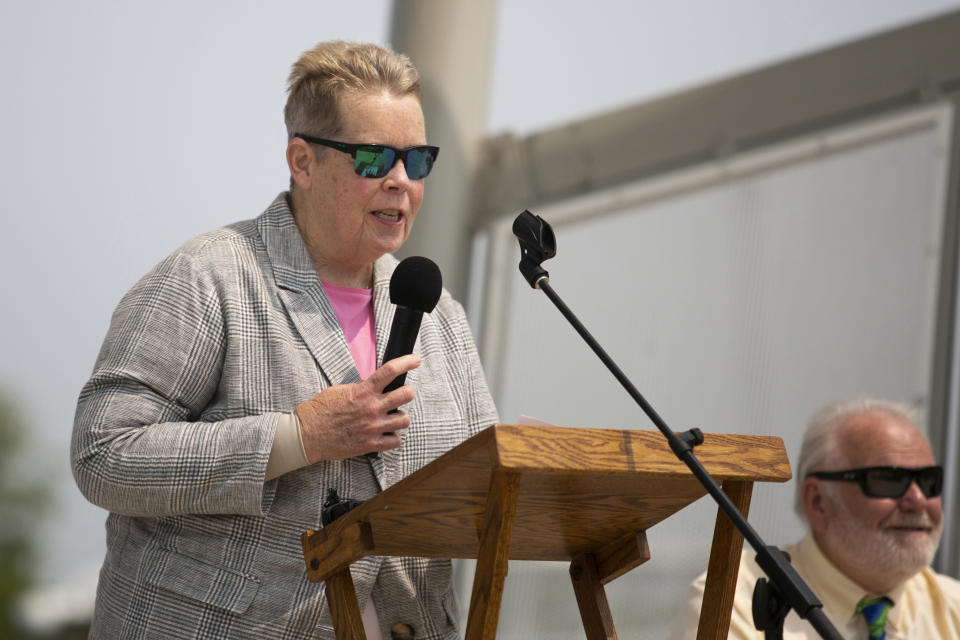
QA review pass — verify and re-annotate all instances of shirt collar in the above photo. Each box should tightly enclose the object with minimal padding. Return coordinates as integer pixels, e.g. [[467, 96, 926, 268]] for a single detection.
[[792, 534, 909, 629]]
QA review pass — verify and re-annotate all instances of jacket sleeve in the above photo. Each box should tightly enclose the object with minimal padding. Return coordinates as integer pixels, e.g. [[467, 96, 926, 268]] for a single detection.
[[71, 248, 278, 518]]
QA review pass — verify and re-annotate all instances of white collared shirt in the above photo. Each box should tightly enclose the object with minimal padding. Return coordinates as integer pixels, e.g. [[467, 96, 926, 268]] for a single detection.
[[668, 534, 960, 639]]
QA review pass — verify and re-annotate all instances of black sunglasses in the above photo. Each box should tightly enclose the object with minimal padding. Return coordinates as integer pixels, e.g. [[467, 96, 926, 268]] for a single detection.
[[807, 465, 943, 499], [294, 134, 439, 179]]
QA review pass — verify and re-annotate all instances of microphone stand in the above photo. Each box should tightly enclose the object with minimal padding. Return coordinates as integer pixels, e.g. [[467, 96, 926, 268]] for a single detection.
[[511, 210, 842, 640]]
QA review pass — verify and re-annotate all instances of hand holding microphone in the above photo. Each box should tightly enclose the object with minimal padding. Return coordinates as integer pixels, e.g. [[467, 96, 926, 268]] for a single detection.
[[296, 257, 442, 461]]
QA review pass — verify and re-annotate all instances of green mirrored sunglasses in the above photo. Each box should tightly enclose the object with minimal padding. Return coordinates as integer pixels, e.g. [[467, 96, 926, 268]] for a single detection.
[[295, 134, 439, 180]]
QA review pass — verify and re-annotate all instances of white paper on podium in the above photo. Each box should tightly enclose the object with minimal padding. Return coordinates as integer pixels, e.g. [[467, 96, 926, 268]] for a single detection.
[[516, 414, 557, 427]]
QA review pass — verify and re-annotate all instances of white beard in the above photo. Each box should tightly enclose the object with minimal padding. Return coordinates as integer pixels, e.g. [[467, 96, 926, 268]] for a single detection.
[[822, 497, 942, 588]]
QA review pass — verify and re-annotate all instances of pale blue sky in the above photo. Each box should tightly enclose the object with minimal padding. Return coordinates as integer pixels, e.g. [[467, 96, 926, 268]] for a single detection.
[[1, 0, 957, 621]]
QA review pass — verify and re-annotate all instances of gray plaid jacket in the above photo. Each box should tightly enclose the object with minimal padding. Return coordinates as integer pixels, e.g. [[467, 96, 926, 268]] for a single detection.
[[72, 193, 499, 639]]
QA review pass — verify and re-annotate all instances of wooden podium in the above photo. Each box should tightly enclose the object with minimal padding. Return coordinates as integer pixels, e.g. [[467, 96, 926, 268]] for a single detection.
[[301, 424, 791, 639]]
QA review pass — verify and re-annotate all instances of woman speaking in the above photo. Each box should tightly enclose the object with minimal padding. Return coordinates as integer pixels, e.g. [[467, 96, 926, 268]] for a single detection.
[[72, 40, 498, 640]]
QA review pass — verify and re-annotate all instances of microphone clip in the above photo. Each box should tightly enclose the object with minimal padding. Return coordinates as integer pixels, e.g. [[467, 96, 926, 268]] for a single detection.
[[321, 488, 363, 527], [512, 210, 556, 289]]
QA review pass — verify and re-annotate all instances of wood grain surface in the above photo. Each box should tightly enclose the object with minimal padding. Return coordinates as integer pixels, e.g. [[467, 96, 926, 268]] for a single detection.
[[301, 424, 791, 638], [302, 424, 789, 580]]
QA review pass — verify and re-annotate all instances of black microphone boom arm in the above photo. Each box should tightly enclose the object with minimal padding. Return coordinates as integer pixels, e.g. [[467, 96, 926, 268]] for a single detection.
[[510, 209, 842, 640]]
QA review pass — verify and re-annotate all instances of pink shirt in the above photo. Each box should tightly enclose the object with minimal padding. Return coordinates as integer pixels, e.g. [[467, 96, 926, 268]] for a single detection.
[[322, 282, 382, 638], [322, 282, 377, 379]]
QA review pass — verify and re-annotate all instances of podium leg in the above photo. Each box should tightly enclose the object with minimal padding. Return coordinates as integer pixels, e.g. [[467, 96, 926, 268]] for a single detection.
[[570, 553, 618, 640], [465, 470, 522, 640], [696, 480, 753, 640], [326, 567, 367, 640]]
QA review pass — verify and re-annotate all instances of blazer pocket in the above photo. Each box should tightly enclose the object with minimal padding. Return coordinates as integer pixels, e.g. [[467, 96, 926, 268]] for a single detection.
[[147, 549, 261, 615]]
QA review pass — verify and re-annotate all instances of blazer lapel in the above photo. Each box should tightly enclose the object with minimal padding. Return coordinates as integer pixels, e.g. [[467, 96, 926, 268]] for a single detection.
[[368, 255, 400, 486], [372, 255, 399, 368], [257, 194, 360, 388], [372, 255, 415, 488]]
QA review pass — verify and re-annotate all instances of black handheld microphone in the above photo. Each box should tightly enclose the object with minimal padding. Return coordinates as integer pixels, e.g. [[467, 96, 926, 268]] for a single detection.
[[382, 256, 442, 393], [365, 257, 442, 458]]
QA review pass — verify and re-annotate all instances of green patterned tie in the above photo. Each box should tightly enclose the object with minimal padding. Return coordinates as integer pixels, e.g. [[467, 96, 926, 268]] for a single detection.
[[856, 596, 893, 639]]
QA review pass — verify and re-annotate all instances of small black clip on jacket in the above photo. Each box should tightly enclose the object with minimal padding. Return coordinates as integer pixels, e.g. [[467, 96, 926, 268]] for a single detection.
[[321, 488, 363, 526]]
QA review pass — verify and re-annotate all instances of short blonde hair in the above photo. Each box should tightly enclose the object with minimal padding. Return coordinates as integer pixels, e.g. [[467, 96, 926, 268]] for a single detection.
[[284, 41, 422, 140]]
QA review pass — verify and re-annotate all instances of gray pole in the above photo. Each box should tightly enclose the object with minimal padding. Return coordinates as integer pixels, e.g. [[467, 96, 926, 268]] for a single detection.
[[390, 0, 498, 301]]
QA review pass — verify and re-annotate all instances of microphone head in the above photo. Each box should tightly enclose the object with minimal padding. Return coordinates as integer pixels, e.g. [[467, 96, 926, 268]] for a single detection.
[[390, 256, 443, 312]]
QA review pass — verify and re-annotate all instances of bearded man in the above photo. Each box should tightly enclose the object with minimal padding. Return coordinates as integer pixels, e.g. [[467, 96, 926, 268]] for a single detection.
[[669, 397, 960, 639]]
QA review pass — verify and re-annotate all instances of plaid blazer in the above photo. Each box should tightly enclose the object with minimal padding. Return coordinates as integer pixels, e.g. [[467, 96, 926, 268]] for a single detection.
[[72, 193, 499, 639]]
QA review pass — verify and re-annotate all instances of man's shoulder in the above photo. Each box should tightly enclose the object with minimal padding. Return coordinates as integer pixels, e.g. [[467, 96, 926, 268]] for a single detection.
[[922, 566, 960, 600]]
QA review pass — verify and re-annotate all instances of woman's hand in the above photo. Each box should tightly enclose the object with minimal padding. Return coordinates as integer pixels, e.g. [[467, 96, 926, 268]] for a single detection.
[[295, 354, 421, 461]]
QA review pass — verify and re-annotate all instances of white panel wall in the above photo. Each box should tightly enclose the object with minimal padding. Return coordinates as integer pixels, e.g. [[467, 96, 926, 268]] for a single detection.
[[472, 103, 953, 638]]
